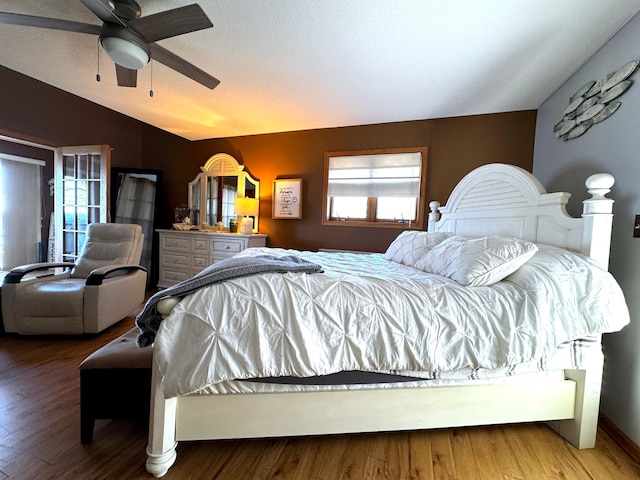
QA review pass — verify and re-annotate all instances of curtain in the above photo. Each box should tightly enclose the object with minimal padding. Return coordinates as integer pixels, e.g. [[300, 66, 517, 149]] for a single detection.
[[114, 173, 156, 274], [0, 156, 42, 270]]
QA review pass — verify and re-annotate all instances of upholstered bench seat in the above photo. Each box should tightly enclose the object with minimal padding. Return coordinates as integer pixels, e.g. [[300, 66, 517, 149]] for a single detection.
[[79, 327, 152, 444]]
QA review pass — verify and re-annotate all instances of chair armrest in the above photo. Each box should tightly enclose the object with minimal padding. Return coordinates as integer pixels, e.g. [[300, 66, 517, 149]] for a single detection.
[[85, 265, 147, 286], [3, 262, 74, 284]]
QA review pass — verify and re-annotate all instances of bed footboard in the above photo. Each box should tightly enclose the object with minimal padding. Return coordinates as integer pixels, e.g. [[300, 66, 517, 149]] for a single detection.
[[145, 360, 601, 477]]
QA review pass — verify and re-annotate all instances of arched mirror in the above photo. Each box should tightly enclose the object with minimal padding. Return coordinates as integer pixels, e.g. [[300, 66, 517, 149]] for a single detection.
[[188, 153, 260, 232]]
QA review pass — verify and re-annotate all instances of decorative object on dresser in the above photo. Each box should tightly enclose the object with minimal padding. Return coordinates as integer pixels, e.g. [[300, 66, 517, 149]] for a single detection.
[[272, 178, 303, 219], [234, 197, 259, 234], [156, 229, 267, 288], [188, 153, 260, 233]]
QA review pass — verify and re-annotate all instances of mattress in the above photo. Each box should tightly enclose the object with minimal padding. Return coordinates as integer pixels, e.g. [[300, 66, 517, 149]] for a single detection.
[[194, 335, 602, 394]]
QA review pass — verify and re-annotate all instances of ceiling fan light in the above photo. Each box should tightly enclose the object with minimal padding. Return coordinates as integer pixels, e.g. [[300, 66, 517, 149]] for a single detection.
[[101, 36, 149, 70]]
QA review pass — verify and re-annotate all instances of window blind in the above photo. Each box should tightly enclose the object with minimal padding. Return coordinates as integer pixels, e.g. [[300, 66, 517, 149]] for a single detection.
[[327, 152, 421, 197], [0, 155, 43, 270]]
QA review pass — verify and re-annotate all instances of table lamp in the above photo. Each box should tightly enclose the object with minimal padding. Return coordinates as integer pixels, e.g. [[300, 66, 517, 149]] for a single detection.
[[234, 197, 259, 234]]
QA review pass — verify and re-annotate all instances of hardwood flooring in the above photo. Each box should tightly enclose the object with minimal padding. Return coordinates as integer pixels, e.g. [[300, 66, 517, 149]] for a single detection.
[[1, 315, 639, 479]]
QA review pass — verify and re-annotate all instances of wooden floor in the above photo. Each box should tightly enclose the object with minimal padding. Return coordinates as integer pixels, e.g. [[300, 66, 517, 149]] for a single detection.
[[1, 315, 639, 480]]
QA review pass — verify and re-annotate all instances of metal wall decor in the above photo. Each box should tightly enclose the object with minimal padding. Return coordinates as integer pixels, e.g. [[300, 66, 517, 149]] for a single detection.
[[554, 59, 638, 141]]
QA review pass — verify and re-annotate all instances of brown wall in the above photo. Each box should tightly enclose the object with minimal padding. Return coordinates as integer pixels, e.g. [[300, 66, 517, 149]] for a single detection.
[[0, 66, 154, 168], [0, 65, 191, 172], [1, 65, 536, 254], [0, 65, 191, 248], [186, 112, 537, 252]]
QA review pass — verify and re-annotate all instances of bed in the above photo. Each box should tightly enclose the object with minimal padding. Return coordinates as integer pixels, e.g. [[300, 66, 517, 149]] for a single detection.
[[142, 163, 629, 478]]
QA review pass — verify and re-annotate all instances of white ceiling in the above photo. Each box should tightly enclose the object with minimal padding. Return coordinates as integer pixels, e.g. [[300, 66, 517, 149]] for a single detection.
[[1, 1, 640, 141]]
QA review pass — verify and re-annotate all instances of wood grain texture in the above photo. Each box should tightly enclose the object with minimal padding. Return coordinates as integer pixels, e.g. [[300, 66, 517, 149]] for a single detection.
[[0, 311, 639, 480]]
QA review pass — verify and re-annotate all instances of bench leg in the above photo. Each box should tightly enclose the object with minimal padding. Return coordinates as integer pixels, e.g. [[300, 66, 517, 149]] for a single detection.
[[81, 413, 95, 444], [80, 371, 95, 444]]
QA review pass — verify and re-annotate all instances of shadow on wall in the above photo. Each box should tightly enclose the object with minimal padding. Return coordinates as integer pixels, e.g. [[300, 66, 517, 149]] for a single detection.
[[544, 161, 609, 217]]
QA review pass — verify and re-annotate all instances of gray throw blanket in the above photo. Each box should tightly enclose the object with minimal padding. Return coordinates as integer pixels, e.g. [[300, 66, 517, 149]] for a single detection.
[[136, 254, 323, 347]]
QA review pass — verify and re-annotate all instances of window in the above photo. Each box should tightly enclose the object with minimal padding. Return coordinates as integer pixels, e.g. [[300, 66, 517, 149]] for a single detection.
[[323, 147, 428, 229], [0, 154, 44, 270]]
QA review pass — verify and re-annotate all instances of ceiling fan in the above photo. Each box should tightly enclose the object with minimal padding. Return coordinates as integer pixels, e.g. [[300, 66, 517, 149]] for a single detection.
[[0, 0, 220, 89]]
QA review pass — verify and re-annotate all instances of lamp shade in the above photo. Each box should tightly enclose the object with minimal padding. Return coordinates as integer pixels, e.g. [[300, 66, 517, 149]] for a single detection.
[[234, 197, 259, 216], [101, 36, 150, 70], [99, 24, 150, 70]]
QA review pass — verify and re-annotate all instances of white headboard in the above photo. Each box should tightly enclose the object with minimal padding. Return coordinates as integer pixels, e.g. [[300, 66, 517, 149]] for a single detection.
[[428, 164, 615, 268]]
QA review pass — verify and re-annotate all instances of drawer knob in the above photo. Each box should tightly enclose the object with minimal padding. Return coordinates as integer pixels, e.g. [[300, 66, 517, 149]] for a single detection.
[[225, 245, 230, 249]]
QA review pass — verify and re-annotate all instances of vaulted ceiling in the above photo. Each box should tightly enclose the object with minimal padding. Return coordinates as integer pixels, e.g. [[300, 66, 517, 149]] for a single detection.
[[1, 1, 639, 140]]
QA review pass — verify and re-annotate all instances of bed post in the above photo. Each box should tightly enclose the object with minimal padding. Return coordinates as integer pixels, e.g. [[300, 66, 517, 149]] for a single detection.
[[427, 201, 440, 232], [145, 356, 178, 478], [547, 351, 604, 448], [581, 173, 614, 269]]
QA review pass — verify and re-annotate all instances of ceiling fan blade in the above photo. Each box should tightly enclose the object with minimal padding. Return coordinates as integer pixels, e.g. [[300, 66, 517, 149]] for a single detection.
[[149, 43, 220, 89], [80, 0, 126, 27], [130, 4, 213, 43], [115, 64, 137, 87], [0, 12, 101, 35]]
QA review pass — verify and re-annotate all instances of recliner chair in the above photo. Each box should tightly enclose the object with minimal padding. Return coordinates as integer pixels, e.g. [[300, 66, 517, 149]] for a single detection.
[[1, 223, 147, 334]]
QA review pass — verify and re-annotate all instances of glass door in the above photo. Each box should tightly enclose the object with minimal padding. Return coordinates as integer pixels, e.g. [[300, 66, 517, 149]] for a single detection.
[[54, 145, 110, 263]]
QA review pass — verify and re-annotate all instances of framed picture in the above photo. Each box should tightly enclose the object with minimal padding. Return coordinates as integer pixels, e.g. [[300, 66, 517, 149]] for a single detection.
[[272, 178, 302, 219]]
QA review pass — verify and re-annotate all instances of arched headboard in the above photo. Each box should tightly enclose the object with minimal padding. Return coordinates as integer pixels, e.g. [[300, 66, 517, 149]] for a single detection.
[[428, 164, 614, 268]]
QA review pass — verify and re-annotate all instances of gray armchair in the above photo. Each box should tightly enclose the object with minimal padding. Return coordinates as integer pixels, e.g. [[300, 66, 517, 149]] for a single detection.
[[1, 223, 147, 334]]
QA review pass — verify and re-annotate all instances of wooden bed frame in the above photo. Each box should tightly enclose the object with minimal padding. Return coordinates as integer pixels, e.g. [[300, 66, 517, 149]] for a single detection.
[[145, 164, 616, 478]]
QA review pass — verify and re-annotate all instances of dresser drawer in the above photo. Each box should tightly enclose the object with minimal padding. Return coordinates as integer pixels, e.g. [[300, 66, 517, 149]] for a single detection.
[[162, 252, 189, 267], [192, 237, 209, 253], [159, 269, 191, 285], [191, 255, 210, 269], [212, 239, 245, 254], [162, 235, 190, 252]]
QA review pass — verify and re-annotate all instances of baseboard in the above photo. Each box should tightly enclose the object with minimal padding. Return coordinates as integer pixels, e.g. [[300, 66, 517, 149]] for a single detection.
[[599, 415, 640, 464]]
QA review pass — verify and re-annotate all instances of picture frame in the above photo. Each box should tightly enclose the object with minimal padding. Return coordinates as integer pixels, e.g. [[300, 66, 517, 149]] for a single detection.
[[272, 178, 302, 219]]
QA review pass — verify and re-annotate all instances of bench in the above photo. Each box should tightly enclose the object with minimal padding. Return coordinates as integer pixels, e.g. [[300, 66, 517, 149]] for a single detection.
[[79, 327, 153, 444]]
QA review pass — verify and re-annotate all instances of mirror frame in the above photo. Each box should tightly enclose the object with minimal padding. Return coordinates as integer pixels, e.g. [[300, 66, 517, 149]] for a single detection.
[[188, 153, 260, 232]]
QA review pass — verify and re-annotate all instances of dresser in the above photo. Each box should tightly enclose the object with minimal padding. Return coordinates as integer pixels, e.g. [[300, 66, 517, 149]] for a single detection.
[[156, 229, 268, 288]]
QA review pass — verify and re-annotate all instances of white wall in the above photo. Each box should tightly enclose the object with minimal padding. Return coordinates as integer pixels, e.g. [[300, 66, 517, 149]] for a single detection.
[[533, 14, 640, 446]]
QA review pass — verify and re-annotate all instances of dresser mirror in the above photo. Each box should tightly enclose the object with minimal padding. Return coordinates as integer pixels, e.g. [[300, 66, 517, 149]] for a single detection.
[[188, 153, 260, 232]]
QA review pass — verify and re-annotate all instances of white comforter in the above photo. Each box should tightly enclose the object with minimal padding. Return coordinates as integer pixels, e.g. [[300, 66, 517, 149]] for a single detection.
[[155, 245, 629, 398]]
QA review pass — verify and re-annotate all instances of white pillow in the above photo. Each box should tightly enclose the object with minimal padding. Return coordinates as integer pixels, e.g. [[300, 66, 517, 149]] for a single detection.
[[384, 231, 454, 266], [414, 235, 538, 286]]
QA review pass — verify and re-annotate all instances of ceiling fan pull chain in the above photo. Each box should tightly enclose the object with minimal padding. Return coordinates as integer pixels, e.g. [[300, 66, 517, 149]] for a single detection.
[[149, 60, 154, 97], [96, 38, 101, 82]]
